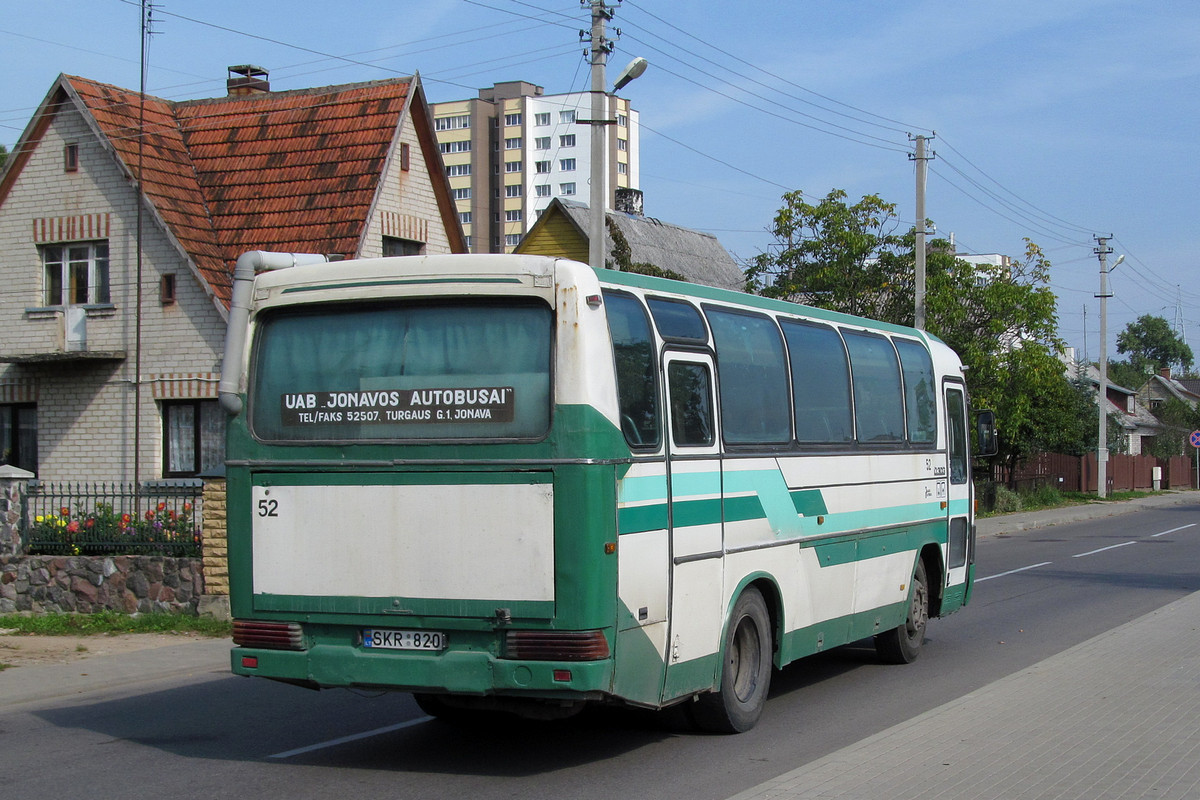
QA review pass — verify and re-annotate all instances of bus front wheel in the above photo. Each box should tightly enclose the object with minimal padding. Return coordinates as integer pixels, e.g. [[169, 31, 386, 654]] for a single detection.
[[875, 558, 929, 664], [691, 586, 773, 733]]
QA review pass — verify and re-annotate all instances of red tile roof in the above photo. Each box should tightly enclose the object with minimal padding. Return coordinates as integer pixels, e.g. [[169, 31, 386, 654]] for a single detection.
[[62, 75, 425, 306]]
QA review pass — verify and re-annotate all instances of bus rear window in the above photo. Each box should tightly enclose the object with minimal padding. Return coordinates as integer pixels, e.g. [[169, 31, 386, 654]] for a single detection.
[[250, 300, 552, 442]]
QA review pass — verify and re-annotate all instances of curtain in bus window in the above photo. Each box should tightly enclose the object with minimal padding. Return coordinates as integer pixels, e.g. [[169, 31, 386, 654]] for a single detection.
[[603, 291, 661, 448], [894, 339, 937, 445], [780, 320, 854, 444], [705, 308, 790, 444], [843, 331, 905, 443], [251, 302, 552, 441]]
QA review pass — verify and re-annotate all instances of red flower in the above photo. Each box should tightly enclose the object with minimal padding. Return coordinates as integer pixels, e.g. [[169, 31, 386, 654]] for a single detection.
[[145, 510, 156, 521], [60, 507, 70, 516], [67, 521, 80, 533], [182, 502, 193, 512], [121, 513, 131, 523]]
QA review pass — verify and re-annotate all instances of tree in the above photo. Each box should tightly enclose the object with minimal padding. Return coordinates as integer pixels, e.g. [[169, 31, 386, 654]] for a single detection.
[[745, 189, 907, 319], [0, 143, 7, 171], [1143, 397, 1200, 458], [747, 190, 1086, 477], [1115, 314, 1193, 386]]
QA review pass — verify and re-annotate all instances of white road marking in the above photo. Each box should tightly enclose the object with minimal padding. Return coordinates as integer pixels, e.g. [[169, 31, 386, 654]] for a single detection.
[[1152, 523, 1196, 538], [1072, 541, 1137, 558], [268, 716, 433, 759], [975, 562, 1052, 582]]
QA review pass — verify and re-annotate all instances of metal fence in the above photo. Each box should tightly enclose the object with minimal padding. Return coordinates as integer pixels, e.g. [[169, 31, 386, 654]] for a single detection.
[[23, 482, 203, 557]]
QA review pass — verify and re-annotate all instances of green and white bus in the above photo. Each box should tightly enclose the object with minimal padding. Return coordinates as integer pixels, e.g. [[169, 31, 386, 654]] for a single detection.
[[222, 251, 990, 732]]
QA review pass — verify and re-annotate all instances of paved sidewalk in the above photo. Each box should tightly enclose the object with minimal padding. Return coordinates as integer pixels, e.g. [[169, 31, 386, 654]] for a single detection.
[[0, 637, 231, 708], [728, 589, 1200, 800], [728, 490, 1200, 800], [977, 488, 1199, 537]]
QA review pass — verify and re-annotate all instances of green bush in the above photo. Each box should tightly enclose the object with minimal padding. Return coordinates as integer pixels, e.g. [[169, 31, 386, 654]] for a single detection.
[[993, 485, 1023, 513]]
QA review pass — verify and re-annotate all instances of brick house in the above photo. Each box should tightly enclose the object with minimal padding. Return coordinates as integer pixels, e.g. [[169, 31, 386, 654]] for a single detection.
[[0, 67, 464, 483]]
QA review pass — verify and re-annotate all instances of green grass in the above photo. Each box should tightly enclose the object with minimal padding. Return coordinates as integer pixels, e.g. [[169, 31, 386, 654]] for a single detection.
[[0, 610, 231, 637], [980, 485, 1167, 516]]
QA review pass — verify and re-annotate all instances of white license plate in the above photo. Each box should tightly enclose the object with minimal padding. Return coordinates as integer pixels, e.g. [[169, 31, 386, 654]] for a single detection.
[[362, 629, 446, 651]]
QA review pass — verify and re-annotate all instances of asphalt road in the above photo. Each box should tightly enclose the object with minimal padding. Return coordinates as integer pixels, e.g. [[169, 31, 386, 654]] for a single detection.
[[2, 499, 1197, 800]]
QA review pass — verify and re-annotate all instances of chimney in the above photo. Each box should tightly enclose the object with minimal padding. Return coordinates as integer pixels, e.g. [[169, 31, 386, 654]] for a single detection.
[[615, 187, 644, 217], [227, 65, 270, 96], [1160, 367, 1172, 379]]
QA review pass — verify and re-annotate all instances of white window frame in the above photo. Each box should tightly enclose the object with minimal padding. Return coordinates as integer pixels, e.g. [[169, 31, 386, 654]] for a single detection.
[[559, 134, 576, 148], [504, 137, 522, 150], [505, 161, 522, 173], [435, 114, 471, 131], [505, 184, 523, 198], [559, 158, 576, 171], [560, 182, 576, 196], [453, 187, 472, 200], [42, 241, 110, 306], [534, 112, 551, 126], [535, 136, 551, 150], [535, 184, 551, 197], [504, 113, 522, 126]]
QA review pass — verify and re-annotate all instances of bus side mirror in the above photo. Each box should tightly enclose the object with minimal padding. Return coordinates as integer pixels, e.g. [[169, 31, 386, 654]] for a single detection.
[[976, 410, 998, 457]]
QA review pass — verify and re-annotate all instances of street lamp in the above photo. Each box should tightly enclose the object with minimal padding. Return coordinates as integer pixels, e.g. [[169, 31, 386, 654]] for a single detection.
[[587, 46, 647, 272]]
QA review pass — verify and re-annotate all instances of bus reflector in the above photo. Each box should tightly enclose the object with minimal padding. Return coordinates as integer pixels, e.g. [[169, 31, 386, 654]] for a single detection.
[[553, 669, 572, 682], [503, 630, 610, 661], [233, 620, 305, 650], [242, 656, 259, 668]]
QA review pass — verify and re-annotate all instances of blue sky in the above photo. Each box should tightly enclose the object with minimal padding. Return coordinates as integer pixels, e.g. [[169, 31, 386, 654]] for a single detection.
[[3, 0, 1198, 366]]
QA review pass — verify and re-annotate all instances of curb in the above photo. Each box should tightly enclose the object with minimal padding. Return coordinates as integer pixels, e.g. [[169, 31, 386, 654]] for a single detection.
[[977, 489, 1199, 537]]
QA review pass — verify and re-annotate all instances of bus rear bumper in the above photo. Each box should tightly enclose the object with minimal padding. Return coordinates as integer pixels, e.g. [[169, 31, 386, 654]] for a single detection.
[[231, 644, 614, 697]]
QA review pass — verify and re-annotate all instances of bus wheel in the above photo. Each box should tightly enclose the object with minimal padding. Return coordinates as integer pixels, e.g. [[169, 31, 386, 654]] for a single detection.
[[875, 558, 929, 664], [692, 586, 773, 733]]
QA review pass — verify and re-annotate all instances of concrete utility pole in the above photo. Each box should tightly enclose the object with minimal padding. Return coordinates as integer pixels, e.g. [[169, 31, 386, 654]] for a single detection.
[[584, 0, 615, 273], [1095, 235, 1114, 498], [910, 134, 934, 330]]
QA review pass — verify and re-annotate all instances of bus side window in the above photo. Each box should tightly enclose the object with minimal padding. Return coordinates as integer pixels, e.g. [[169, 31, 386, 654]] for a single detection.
[[781, 319, 854, 444], [843, 330, 905, 444], [894, 338, 937, 446], [668, 362, 714, 447], [704, 307, 790, 445], [603, 291, 661, 449]]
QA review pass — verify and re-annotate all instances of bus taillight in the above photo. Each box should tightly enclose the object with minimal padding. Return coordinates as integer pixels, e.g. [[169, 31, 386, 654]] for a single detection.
[[503, 630, 610, 661], [233, 620, 306, 650]]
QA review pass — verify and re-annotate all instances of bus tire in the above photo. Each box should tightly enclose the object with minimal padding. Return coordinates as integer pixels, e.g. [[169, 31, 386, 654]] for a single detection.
[[692, 586, 773, 733], [875, 557, 929, 664]]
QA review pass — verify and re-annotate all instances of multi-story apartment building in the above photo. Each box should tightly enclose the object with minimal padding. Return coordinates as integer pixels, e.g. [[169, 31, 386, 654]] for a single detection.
[[431, 81, 639, 253]]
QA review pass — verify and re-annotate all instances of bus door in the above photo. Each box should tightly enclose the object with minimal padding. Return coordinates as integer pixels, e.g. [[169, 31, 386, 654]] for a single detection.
[[943, 384, 972, 594], [661, 351, 726, 701]]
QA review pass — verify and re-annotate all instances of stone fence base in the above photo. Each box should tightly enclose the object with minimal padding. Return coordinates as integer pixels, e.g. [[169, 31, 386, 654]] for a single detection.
[[0, 554, 203, 615]]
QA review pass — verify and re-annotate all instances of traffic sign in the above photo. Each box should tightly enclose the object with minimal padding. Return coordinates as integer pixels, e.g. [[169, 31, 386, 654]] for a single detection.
[[1190, 430, 1200, 448]]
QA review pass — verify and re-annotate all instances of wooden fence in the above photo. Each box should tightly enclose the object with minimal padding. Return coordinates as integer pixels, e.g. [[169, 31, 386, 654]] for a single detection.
[[992, 453, 1194, 494]]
